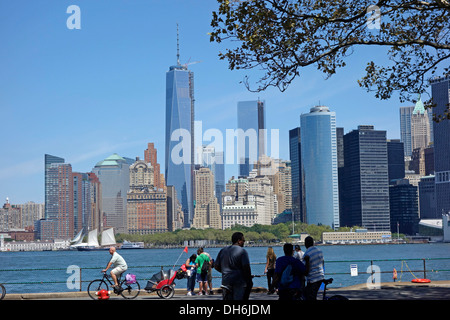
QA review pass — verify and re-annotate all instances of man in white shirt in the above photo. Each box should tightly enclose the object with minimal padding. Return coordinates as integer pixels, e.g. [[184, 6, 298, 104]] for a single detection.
[[102, 247, 128, 288]]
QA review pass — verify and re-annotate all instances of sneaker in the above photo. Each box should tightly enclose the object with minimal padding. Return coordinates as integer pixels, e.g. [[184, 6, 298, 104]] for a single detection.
[[209, 290, 214, 295], [187, 291, 192, 296]]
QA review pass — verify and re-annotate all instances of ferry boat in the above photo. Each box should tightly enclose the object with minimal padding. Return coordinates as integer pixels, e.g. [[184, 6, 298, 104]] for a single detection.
[[121, 240, 145, 249]]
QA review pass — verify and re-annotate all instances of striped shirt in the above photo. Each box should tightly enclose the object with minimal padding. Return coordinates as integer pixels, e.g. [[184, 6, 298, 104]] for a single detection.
[[304, 246, 324, 283]]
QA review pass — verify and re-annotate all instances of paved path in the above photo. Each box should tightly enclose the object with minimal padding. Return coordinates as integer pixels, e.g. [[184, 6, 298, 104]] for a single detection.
[[3, 281, 450, 300]]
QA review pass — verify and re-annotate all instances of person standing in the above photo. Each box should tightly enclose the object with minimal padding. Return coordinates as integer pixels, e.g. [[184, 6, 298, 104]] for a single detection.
[[273, 243, 307, 300], [303, 236, 325, 300], [214, 232, 252, 300], [185, 254, 197, 296], [264, 247, 276, 294], [293, 244, 304, 261], [195, 248, 210, 295], [200, 247, 214, 295]]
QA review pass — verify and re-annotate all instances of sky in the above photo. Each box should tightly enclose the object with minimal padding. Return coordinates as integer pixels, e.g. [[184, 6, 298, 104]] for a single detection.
[[0, 0, 429, 204]]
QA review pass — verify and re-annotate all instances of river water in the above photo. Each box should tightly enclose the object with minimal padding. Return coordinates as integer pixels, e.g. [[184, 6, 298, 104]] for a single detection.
[[0, 243, 449, 294]]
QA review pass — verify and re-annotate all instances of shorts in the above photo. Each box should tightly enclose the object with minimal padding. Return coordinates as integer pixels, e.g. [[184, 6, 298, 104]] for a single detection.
[[111, 266, 127, 276], [196, 271, 207, 283]]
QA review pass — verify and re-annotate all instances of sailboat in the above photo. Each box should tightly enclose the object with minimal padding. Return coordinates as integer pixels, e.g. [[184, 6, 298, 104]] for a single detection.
[[76, 228, 118, 251], [69, 229, 85, 250]]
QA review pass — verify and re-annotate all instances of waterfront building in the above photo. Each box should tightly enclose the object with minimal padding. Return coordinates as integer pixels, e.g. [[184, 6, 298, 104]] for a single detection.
[[237, 100, 266, 176], [289, 127, 303, 223], [192, 167, 221, 229], [322, 229, 392, 244], [197, 146, 225, 207], [431, 76, 450, 216], [165, 32, 195, 227], [92, 153, 134, 234], [127, 158, 168, 234], [248, 172, 278, 225], [342, 125, 391, 231], [418, 175, 437, 219], [300, 106, 339, 229], [389, 179, 419, 235], [221, 203, 257, 229]]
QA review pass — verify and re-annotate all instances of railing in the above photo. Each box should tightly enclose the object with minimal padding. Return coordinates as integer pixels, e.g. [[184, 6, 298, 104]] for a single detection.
[[1, 257, 449, 294]]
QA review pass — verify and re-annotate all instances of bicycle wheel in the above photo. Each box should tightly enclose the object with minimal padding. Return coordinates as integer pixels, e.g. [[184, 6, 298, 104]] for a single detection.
[[0, 284, 6, 300], [159, 285, 174, 299], [120, 280, 140, 299], [87, 279, 109, 300]]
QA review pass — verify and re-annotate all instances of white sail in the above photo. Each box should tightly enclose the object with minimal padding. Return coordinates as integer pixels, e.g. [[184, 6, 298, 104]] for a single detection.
[[71, 229, 84, 244], [101, 228, 116, 247], [87, 229, 100, 247]]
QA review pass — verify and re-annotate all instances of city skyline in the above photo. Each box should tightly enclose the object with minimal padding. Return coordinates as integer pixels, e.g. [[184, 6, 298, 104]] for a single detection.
[[0, 1, 435, 204]]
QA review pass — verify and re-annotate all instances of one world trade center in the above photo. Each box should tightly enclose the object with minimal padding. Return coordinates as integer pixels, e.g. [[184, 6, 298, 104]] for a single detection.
[[165, 26, 195, 227]]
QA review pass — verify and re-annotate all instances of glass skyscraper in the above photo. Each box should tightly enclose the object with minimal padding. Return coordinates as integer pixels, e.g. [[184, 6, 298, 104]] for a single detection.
[[342, 125, 391, 231], [165, 54, 195, 226], [431, 76, 450, 215], [44, 154, 65, 220], [300, 106, 339, 229], [237, 100, 266, 177], [92, 153, 134, 233], [289, 127, 303, 223]]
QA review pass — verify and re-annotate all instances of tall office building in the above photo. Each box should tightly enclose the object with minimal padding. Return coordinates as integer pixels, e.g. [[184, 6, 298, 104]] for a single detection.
[[92, 153, 133, 233], [192, 167, 221, 229], [44, 154, 65, 220], [342, 125, 390, 231], [389, 179, 419, 235], [46, 162, 74, 239], [145, 143, 164, 190], [237, 100, 266, 176], [387, 139, 405, 183], [300, 106, 339, 229], [165, 28, 195, 226], [400, 97, 433, 157], [127, 158, 168, 234], [431, 76, 450, 215], [289, 127, 303, 222]]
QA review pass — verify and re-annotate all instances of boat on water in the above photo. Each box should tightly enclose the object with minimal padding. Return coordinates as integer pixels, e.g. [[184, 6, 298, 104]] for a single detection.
[[69, 229, 85, 250], [76, 228, 118, 251], [121, 240, 145, 249]]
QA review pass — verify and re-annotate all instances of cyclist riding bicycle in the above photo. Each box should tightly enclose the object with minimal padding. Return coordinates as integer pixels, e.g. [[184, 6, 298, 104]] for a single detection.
[[102, 247, 128, 291]]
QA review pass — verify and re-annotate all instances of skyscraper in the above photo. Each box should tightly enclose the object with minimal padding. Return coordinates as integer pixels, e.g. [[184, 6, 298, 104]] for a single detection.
[[127, 158, 168, 234], [342, 125, 390, 231], [237, 100, 266, 176], [399, 97, 433, 157], [431, 76, 450, 215], [300, 106, 339, 229], [165, 27, 195, 226], [92, 153, 133, 233], [289, 127, 303, 222], [44, 154, 64, 220], [192, 167, 221, 229]]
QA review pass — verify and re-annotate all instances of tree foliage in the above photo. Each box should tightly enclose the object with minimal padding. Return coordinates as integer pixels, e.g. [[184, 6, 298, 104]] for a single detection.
[[209, 0, 450, 120]]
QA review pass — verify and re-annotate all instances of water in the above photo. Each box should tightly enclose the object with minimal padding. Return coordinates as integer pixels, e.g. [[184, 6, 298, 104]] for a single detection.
[[0, 243, 449, 294]]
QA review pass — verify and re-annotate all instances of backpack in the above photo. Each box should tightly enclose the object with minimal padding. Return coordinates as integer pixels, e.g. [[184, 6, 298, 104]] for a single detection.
[[201, 259, 210, 273], [280, 263, 293, 286]]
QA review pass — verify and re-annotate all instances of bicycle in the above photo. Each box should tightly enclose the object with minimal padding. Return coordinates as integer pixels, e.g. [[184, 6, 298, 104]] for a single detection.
[[87, 272, 140, 300], [320, 278, 348, 300], [0, 283, 5, 300]]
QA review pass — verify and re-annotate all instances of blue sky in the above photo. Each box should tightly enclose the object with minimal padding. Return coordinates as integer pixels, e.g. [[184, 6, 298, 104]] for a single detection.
[[0, 1, 425, 204]]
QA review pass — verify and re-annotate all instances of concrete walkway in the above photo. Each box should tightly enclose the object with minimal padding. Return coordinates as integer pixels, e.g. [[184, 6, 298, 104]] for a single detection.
[[3, 281, 450, 300]]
